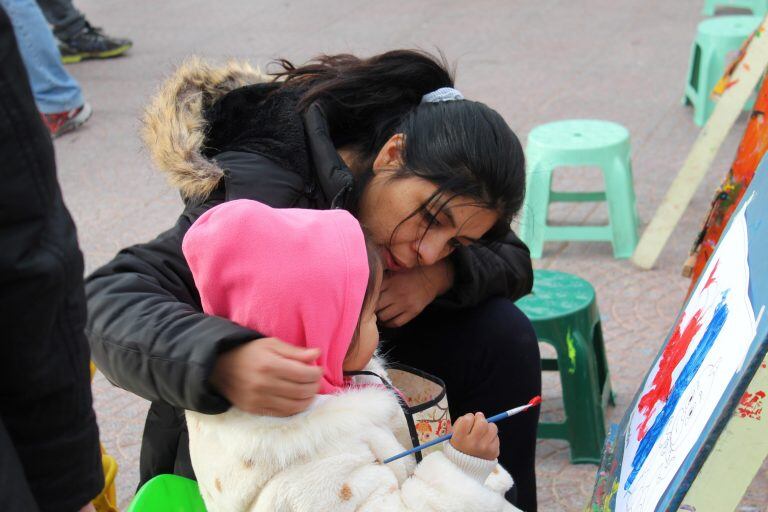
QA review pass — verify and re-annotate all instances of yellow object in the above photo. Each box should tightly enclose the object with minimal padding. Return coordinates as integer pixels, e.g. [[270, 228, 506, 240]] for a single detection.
[[90, 362, 120, 512]]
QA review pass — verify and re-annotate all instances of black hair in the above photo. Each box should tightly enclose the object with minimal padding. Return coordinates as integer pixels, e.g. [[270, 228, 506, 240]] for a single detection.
[[349, 236, 383, 351], [273, 50, 525, 244]]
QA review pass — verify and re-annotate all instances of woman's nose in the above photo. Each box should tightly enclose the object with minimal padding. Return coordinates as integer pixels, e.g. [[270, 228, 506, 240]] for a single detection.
[[413, 235, 452, 266]]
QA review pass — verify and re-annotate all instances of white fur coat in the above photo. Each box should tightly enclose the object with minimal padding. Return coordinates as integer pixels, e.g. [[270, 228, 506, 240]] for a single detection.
[[187, 373, 519, 511]]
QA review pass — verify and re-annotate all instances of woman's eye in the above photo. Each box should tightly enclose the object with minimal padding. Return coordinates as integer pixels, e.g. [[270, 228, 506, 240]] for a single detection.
[[423, 211, 441, 226]]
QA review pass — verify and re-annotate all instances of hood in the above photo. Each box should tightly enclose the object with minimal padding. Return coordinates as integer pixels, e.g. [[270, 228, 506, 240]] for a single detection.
[[182, 199, 369, 394], [141, 57, 267, 200]]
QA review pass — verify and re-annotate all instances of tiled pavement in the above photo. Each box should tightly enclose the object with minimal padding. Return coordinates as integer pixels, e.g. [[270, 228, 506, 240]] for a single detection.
[[53, 0, 766, 509]]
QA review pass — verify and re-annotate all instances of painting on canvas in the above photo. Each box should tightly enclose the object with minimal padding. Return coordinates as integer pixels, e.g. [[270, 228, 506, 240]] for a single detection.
[[590, 157, 768, 511]]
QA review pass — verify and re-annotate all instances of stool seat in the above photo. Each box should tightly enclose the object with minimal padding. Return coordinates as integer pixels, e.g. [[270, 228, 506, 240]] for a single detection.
[[516, 269, 614, 464], [520, 119, 639, 259], [516, 270, 594, 320], [684, 15, 762, 126], [528, 120, 629, 153]]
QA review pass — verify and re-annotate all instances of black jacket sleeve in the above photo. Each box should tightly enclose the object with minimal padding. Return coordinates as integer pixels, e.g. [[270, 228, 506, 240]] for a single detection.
[[435, 227, 533, 309], [86, 151, 305, 413]]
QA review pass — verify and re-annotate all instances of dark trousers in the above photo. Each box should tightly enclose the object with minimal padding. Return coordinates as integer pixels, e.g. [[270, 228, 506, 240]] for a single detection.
[[36, 0, 84, 40], [382, 298, 541, 512]]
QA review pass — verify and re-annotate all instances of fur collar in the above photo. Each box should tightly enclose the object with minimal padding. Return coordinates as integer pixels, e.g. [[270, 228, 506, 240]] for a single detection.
[[141, 57, 267, 200]]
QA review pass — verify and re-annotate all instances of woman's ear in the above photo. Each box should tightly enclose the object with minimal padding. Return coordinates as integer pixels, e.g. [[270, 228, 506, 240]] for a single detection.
[[372, 133, 405, 174]]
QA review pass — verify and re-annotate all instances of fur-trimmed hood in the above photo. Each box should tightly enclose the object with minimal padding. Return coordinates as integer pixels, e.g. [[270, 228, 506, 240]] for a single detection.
[[141, 58, 354, 208], [141, 57, 268, 200]]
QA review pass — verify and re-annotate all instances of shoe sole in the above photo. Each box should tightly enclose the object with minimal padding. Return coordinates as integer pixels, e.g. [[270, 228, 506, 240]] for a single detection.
[[61, 44, 132, 64], [52, 103, 93, 138]]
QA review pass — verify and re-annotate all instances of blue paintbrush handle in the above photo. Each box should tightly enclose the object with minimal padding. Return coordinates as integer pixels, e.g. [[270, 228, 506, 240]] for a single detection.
[[382, 410, 512, 464]]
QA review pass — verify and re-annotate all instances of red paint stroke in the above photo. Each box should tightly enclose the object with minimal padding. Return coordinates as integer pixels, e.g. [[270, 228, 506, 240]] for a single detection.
[[528, 395, 542, 407], [738, 390, 765, 420], [725, 79, 740, 91], [703, 260, 720, 290], [762, 362, 766, 369], [636, 309, 704, 440]]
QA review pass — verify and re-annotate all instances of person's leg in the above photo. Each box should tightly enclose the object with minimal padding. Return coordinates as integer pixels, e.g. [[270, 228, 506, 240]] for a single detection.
[[0, 0, 82, 113], [381, 298, 541, 512], [35, 0, 85, 41]]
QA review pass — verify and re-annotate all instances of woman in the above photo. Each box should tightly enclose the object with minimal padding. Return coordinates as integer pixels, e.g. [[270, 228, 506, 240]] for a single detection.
[[85, 50, 540, 510]]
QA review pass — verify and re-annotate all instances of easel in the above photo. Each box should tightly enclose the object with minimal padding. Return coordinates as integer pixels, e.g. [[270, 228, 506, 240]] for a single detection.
[[679, 353, 768, 511], [631, 16, 768, 270]]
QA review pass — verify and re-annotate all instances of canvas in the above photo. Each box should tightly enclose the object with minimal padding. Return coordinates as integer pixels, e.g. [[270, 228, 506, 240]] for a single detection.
[[590, 156, 768, 512]]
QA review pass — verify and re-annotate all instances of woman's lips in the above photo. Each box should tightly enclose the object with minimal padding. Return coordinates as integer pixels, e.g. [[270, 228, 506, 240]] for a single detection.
[[383, 248, 405, 271]]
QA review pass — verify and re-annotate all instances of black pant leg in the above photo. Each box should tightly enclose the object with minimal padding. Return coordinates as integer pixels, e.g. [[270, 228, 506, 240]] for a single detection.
[[382, 297, 541, 512], [0, 7, 102, 511]]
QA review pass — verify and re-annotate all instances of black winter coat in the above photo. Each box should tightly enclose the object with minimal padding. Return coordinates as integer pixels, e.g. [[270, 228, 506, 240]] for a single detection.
[[0, 9, 103, 511], [84, 65, 533, 484]]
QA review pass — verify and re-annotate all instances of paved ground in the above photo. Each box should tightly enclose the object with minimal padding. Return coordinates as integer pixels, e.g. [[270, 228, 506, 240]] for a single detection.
[[48, 0, 767, 509]]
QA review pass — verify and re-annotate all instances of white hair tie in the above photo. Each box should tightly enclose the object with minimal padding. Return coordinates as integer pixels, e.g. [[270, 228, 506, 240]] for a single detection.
[[421, 87, 464, 104]]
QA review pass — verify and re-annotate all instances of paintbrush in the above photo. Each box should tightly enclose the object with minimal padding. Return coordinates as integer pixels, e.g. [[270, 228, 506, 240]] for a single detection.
[[383, 395, 542, 464]]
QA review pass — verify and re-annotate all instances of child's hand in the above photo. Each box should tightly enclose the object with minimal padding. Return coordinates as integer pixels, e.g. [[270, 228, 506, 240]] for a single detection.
[[449, 412, 499, 461]]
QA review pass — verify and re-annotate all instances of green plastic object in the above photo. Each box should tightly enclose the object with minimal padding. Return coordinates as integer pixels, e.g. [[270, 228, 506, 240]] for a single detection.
[[518, 120, 638, 259], [684, 15, 763, 126], [516, 269, 614, 464], [125, 474, 207, 512], [702, 0, 768, 16]]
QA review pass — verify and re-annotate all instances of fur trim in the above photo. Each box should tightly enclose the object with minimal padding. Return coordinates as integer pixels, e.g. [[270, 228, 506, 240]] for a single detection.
[[141, 57, 268, 199]]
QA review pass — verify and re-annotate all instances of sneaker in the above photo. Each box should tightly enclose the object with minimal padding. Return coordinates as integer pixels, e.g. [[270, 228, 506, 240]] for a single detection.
[[41, 102, 92, 138], [59, 23, 132, 64]]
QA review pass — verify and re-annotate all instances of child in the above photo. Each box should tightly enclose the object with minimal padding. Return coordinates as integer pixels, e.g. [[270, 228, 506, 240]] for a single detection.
[[182, 199, 519, 512]]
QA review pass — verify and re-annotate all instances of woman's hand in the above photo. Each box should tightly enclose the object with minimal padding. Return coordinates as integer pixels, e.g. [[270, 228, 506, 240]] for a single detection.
[[210, 337, 323, 416], [450, 412, 500, 461], [377, 259, 454, 328]]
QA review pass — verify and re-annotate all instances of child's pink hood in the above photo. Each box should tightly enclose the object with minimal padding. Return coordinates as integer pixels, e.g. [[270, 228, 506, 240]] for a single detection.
[[182, 199, 369, 394]]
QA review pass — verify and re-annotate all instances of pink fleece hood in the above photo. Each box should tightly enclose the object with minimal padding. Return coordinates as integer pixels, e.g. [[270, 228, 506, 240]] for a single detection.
[[182, 199, 369, 394]]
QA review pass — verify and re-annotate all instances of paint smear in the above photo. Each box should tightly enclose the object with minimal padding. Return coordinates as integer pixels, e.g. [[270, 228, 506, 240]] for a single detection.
[[737, 390, 765, 420], [703, 260, 719, 290], [626, 295, 729, 490], [566, 329, 576, 375], [725, 79, 740, 91], [636, 309, 704, 439]]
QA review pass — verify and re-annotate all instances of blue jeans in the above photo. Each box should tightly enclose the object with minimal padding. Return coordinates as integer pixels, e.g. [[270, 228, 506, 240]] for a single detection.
[[0, 0, 82, 113]]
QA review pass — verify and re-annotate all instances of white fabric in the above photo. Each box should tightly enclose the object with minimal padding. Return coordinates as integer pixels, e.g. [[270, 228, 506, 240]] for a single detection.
[[421, 87, 464, 103], [187, 360, 518, 512], [442, 442, 497, 484]]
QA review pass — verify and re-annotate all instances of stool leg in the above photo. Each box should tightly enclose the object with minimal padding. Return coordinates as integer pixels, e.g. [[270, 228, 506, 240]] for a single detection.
[[602, 157, 639, 258], [559, 328, 607, 464], [694, 47, 717, 127], [592, 321, 616, 407], [702, 0, 717, 15], [519, 160, 552, 259], [683, 42, 701, 107]]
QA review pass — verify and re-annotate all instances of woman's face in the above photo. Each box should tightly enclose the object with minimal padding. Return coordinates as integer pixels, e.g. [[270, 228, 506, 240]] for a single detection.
[[356, 135, 500, 272]]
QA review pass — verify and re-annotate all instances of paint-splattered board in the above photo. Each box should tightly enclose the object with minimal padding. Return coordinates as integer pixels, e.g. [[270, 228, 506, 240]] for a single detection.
[[632, 16, 768, 270], [589, 156, 768, 511], [680, 352, 768, 511]]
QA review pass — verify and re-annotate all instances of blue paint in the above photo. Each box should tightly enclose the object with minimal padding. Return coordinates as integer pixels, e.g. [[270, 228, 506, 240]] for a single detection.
[[625, 295, 729, 490]]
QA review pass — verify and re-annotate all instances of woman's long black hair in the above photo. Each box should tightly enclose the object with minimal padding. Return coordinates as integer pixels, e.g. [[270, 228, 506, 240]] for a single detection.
[[272, 50, 525, 239]]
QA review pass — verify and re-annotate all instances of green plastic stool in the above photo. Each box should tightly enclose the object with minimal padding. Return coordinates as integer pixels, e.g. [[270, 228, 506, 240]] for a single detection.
[[125, 474, 207, 512], [515, 269, 614, 464], [519, 120, 638, 259], [684, 15, 762, 126], [702, 0, 768, 15]]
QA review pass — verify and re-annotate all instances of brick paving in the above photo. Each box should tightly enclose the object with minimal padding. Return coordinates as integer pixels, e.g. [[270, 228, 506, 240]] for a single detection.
[[53, 0, 767, 509]]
